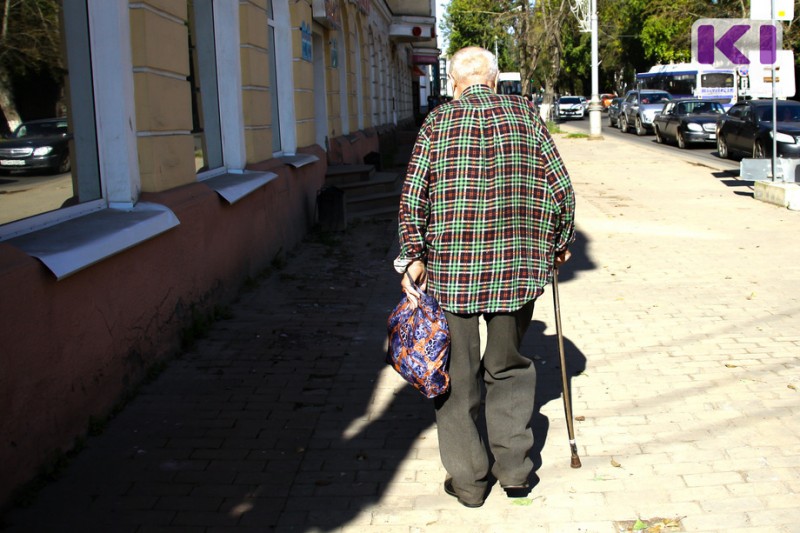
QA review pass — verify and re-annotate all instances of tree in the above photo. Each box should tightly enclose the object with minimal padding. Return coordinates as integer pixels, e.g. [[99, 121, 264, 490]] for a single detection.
[[512, 0, 570, 106], [0, 0, 63, 134], [441, 0, 520, 71]]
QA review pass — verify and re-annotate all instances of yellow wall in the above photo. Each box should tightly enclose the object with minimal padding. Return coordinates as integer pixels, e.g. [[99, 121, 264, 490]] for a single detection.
[[129, 0, 404, 180], [291, 1, 317, 147], [239, 0, 273, 163], [129, 1, 195, 192]]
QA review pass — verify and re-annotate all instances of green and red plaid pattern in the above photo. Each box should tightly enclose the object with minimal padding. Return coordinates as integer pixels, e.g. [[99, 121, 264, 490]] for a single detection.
[[397, 85, 576, 313]]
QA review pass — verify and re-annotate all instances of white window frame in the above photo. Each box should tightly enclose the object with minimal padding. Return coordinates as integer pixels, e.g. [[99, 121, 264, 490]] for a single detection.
[[267, 0, 296, 156]]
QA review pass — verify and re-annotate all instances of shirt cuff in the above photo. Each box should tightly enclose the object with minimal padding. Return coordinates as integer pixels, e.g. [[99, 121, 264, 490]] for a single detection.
[[393, 256, 412, 274]]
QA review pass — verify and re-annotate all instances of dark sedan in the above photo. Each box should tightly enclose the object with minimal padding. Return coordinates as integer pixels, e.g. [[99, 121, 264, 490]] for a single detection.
[[0, 118, 71, 174], [716, 99, 800, 159], [653, 99, 726, 148], [607, 97, 623, 128]]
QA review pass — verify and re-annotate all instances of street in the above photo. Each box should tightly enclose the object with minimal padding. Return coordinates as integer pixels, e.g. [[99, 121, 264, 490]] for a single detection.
[[0, 171, 73, 226], [562, 114, 741, 174]]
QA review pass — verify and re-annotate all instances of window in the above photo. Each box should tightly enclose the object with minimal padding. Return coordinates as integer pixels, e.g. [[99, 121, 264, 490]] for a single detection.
[[266, 1, 281, 153], [0, 0, 101, 229], [188, 0, 223, 174], [265, 0, 295, 156]]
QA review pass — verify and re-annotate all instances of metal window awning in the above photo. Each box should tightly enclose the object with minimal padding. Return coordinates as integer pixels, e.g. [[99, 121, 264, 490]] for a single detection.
[[8, 202, 179, 280]]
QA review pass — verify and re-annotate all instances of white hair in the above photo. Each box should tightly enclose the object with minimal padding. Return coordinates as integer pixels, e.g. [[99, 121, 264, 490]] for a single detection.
[[448, 47, 499, 84]]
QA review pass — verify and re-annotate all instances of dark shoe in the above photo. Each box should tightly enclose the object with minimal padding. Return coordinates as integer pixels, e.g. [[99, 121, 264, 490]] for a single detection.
[[501, 482, 531, 498], [444, 479, 484, 508]]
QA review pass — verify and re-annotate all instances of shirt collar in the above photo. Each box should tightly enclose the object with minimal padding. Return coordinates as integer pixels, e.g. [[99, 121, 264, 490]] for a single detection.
[[459, 85, 494, 98]]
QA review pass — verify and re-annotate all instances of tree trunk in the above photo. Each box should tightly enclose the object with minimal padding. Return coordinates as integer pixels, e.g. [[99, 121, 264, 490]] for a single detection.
[[0, 65, 21, 134]]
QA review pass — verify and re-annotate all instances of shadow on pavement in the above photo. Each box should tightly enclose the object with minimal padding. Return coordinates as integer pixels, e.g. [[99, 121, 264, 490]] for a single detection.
[[554, 230, 594, 283], [525, 320, 587, 478]]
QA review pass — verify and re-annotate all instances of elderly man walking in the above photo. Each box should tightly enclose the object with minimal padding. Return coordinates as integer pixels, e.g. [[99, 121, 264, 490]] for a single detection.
[[394, 46, 576, 508]]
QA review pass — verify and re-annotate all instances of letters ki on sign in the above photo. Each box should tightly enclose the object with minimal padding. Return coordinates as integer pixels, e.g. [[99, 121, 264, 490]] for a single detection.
[[691, 19, 783, 68]]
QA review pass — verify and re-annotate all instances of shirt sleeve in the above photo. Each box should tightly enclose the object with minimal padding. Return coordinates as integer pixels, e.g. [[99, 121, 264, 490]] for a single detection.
[[536, 115, 576, 253], [395, 116, 433, 273]]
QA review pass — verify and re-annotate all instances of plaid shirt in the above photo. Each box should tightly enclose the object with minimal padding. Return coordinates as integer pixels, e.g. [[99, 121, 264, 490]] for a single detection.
[[396, 85, 576, 314]]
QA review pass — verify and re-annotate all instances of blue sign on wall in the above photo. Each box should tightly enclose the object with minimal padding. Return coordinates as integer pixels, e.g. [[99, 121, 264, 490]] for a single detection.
[[300, 21, 312, 62]]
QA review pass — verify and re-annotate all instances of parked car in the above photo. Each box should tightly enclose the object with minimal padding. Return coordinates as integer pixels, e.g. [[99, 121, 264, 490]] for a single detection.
[[557, 96, 586, 120], [716, 99, 800, 159], [607, 97, 624, 127], [0, 118, 71, 174], [618, 89, 672, 135], [600, 93, 617, 110], [653, 99, 726, 148]]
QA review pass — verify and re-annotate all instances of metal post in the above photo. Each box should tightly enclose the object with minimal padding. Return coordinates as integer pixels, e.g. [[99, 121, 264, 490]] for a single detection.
[[588, 0, 602, 139], [771, 0, 778, 181]]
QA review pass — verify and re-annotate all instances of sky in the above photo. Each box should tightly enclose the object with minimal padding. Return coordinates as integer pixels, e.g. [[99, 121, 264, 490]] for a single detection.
[[435, 0, 449, 51]]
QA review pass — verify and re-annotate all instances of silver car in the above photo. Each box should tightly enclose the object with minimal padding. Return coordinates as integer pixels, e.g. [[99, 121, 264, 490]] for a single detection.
[[618, 89, 672, 136]]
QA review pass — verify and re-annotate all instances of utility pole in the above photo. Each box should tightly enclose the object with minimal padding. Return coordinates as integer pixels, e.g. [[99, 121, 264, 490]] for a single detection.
[[572, 0, 602, 139]]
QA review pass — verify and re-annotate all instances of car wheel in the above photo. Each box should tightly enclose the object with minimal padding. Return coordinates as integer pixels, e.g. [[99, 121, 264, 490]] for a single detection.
[[753, 141, 766, 159], [654, 126, 664, 144], [677, 130, 686, 149], [620, 114, 629, 133], [608, 113, 615, 127], [57, 154, 71, 174], [635, 116, 647, 136], [717, 134, 729, 159]]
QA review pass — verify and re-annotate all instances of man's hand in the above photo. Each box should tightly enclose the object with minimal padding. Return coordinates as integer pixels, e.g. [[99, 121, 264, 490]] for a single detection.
[[554, 249, 572, 269], [401, 260, 427, 309]]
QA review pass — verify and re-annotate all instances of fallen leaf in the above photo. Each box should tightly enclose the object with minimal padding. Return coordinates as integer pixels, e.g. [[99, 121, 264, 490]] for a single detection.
[[511, 498, 533, 506], [633, 518, 648, 530], [747, 292, 756, 300], [611, 458, 621, 468], [725, 363, 738, 368], [575, 415, 586, 421], [789, 384, 797, 391]]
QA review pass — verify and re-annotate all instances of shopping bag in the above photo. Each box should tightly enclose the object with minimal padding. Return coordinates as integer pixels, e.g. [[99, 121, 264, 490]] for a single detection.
[[386, 273, 450, 398]]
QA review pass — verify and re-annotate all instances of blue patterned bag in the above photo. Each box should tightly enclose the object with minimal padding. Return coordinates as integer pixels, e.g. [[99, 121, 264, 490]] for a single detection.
[[386, 273, 451, 398]]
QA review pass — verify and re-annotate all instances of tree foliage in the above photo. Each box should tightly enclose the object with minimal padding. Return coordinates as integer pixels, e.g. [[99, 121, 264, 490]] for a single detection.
[[0, 0, 63, 132], [441, 0, 519, 71], [439, 0, 800, 99]]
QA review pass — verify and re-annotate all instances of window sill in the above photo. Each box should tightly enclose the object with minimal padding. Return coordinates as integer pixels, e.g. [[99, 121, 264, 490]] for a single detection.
[[7, 202, 179, 280], [203, 170, 278, 204], [278, 154, 319, 169]]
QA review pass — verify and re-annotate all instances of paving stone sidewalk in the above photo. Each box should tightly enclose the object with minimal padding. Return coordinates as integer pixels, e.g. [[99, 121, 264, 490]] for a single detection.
[[2, 124, 799, 533]]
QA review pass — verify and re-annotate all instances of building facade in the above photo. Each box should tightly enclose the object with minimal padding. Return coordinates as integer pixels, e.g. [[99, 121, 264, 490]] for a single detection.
[[0, 0, 438, 508]]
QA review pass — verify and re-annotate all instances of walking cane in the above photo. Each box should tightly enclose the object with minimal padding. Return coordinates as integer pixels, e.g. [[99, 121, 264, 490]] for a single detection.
[[552, 267, 582, 468]]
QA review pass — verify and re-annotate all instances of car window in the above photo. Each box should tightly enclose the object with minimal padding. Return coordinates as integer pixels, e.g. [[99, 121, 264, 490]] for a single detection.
[[776, 105, 800, 121], [14, 121, 63, 138], [727, 105, 743, 118], [758, 107, 773, 121], [648, 93, 670, 104]]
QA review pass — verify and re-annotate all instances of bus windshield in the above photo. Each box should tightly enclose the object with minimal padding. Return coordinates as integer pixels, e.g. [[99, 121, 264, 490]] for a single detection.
[[636, 64, 736, 102], [497, 72, 522, 95]]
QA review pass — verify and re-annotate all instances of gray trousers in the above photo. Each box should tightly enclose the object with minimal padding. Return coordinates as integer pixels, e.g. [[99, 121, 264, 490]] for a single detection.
[[435, 300, 537, 503]]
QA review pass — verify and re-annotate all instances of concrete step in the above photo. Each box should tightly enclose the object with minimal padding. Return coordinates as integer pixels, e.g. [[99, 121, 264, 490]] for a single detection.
[[337, 171, 403, 197], [346, 189, 402, 216], [324, 164, 375, 186], [348, 205, 399, 222]]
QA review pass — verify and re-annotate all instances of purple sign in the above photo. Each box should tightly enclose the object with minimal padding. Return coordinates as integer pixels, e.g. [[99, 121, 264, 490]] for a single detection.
[[692, 19, 782, 67]]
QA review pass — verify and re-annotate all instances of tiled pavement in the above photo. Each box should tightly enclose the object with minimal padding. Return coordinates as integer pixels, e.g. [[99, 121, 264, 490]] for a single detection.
[[2, 123, 800, 533]]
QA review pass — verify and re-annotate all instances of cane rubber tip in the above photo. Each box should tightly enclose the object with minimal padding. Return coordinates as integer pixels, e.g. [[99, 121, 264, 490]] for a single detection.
[[570, 456, 582, 468]]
